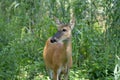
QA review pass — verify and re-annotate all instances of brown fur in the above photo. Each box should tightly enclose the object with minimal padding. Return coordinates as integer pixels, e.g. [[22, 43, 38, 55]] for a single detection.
[[43, 38, 72, 69]]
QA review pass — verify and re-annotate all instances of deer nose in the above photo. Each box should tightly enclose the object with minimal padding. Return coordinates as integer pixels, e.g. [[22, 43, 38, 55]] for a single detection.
[[50, 38, 57, 43]]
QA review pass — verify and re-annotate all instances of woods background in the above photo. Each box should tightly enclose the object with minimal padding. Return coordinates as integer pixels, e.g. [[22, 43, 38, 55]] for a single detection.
[[0, 0, 120, 80]]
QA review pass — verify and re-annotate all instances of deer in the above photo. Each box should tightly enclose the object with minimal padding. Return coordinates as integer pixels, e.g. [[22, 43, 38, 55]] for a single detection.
[[43, 17, 75, 80]]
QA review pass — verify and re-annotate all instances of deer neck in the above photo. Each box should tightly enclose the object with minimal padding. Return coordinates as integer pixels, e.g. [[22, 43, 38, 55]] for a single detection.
[[63, 37, 72, 50]]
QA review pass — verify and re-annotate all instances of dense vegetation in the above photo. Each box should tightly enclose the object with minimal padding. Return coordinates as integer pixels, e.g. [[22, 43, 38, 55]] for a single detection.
[[0, 0, 120, 80]]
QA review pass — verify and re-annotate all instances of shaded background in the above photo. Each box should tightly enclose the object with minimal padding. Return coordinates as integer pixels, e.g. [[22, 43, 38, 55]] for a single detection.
[[0, 0, 120, 80]]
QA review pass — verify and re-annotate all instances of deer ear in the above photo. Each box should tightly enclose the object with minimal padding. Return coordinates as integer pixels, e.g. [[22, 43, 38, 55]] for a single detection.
[[69, 17, 75, 29], [54, 17, 63, 28]]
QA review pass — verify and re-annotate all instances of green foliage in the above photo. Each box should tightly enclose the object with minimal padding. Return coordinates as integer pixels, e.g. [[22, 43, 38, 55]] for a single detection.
[[0, 0, 119, 80]]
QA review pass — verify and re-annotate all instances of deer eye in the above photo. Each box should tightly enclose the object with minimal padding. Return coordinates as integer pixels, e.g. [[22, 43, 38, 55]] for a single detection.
[[62, 29, 67, 32]]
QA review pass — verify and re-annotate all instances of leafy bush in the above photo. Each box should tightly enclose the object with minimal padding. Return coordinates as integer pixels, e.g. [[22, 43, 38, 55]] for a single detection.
[[0, 0, 119, 80]]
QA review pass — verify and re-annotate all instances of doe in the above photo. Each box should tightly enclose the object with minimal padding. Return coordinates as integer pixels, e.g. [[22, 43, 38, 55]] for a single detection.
[[43, 17, 75, 80]]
